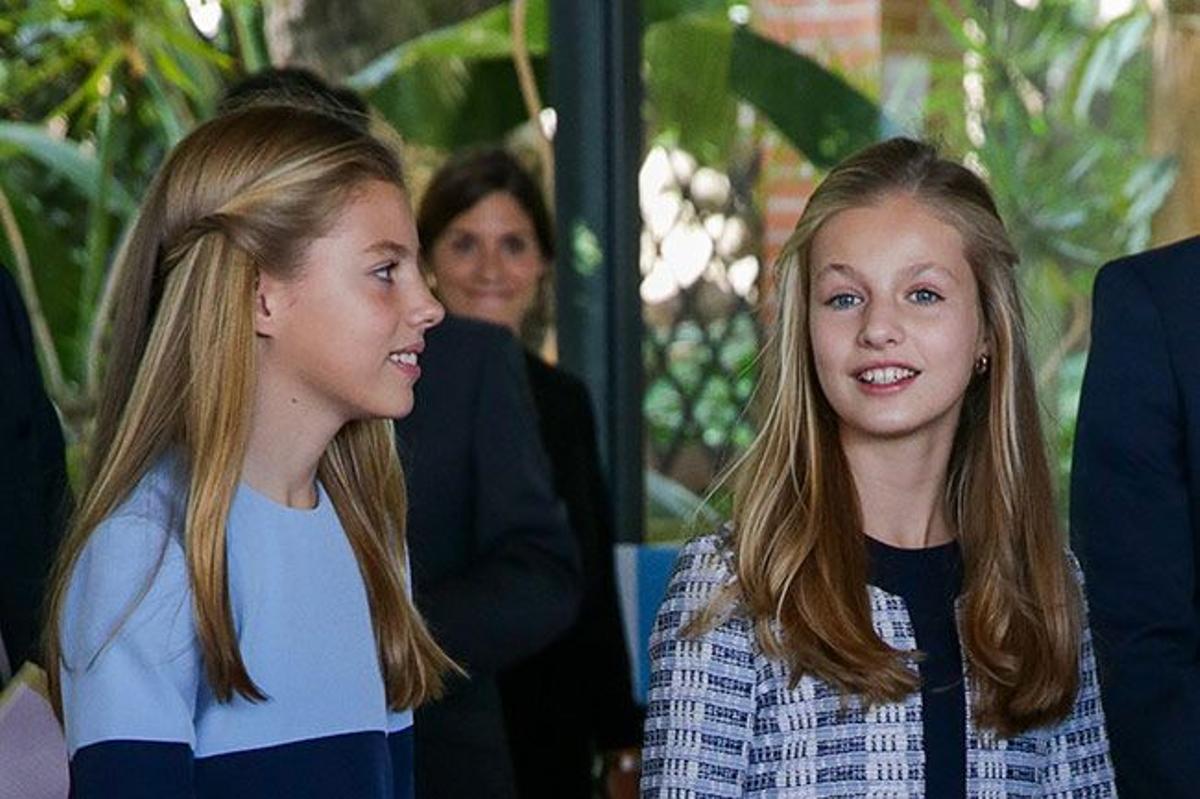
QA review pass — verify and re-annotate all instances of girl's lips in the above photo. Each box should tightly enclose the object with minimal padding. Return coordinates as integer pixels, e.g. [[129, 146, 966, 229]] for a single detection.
[[388, 350, 422, 380], [852, 365, 920, 395], [390, 360, 421, 380], [855, 372, 917, 395]]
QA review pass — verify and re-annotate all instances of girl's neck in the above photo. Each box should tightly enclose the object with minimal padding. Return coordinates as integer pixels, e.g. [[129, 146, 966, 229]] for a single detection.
[[242, 367, 343, 510], [840, 427, 956, 549]]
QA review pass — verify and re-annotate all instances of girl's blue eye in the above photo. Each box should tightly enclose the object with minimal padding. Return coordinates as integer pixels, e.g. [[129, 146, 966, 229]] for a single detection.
[[826, 293, 861, 310], [910, 288, 943, 304], [373, 262, 397, 282]]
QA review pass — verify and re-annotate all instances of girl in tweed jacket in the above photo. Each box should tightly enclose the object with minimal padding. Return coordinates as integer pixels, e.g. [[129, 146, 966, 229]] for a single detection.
[[642, 139, 1115, 798]]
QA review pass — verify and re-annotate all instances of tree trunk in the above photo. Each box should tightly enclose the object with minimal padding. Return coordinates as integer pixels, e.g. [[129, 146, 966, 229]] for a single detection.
[[264, 0, 500, 82], [1149, 2, 1200, 245]]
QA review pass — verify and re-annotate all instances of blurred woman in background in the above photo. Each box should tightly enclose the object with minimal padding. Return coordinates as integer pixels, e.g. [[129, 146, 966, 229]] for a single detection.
[[419, 149, 643, 798]]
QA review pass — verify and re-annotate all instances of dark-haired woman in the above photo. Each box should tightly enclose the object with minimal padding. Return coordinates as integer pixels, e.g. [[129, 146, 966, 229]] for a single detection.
[[419, 149, 644, 798]]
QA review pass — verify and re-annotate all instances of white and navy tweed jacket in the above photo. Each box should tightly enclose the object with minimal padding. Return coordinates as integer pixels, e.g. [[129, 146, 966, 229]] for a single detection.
[[641, 531, 1116, 798]]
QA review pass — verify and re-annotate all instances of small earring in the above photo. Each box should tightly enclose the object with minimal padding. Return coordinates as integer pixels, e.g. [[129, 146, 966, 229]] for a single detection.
[[975, 353, 990, 375]]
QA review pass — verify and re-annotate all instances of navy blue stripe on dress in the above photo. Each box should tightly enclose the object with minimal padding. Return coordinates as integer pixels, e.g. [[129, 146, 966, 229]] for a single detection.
[[71, 731, 414, 799], [70, 741, 193, 798], [195, 731, 395, 799], [388, 727, 414, 799]]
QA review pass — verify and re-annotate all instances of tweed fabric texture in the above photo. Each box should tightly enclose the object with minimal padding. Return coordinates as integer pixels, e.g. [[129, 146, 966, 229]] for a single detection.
[[641, 531, 1115, 798]]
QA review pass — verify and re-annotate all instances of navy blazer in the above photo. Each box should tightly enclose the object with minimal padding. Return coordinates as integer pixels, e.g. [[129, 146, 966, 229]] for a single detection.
[[499, 353, 643, 797], [1071, 235, 1200, 798], [396, 315, 580, 799], [0, 266, 69, 675]]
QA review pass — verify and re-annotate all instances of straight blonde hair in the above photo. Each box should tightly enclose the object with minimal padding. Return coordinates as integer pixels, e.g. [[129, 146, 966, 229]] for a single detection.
[[692, 138, 1080, 737], [44, 105, 454, 713]]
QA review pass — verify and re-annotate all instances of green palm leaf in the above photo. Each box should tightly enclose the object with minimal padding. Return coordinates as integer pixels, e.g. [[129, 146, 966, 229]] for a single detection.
[[0, 122, 135, 214]]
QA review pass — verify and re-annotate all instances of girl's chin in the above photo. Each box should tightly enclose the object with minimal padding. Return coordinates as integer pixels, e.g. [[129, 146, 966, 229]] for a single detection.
[[838, 413, 960, 444]]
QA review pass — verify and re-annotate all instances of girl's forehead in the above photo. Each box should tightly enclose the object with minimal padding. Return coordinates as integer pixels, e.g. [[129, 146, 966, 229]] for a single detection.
[[810, 205, 970, 279]]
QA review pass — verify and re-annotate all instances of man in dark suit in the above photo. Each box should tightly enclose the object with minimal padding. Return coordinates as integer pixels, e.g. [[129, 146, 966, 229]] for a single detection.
[[1071, 235, 1200, 798], [397, 314, 581, 799], [0, 266, 69, 682]]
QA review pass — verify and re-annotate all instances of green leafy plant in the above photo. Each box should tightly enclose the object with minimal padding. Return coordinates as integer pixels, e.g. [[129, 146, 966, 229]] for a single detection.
[[925, 0, 1175, 498], [0, 0, 241, 438], [348, 0, 887, 169]]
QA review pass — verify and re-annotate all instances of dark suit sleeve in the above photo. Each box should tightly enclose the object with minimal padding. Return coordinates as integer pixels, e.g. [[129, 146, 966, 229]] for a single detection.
[[1071, 261, 1200, 797], [416, 333, 580, 673], [564, 378, 644, 750], [0, 266, 69, 671]]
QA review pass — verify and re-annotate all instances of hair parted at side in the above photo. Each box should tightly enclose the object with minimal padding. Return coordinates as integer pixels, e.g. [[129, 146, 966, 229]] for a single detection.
[[43, 104, 455, 714], [691, 137, 1081, 737]]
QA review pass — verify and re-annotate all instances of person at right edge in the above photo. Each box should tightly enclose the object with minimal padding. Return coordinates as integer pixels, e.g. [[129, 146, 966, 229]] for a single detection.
[[1071, 233, 1200, 798]]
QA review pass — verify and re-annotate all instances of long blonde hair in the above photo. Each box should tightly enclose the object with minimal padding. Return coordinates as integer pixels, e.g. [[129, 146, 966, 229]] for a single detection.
[[695, 138, 1080, 737], [44, 105, 454, 713]]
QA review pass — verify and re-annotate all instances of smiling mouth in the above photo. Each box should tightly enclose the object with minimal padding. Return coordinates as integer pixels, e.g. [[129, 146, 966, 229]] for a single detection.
[[856, 366, 919, 385], [388, 351, 418, 367]]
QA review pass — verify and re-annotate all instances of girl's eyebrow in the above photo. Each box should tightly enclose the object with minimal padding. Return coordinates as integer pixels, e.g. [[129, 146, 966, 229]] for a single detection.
[[907, 262, 960, 283], [364, 239, 416, 263], [813, 262, 857, 280], [814, 260, 960, 283]]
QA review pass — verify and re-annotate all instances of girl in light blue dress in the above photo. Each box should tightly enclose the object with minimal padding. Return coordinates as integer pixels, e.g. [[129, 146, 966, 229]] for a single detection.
[[44, 104, 454, 798]]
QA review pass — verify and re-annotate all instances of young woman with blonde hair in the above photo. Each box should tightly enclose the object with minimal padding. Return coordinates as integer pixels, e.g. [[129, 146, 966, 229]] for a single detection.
[[641, 138, 1115, 797], [43, 104, 453, 798]]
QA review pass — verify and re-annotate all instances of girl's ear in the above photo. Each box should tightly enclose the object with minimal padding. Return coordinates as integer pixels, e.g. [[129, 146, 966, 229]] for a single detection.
[[975, 322, 990, 360], [254, 271, 285, 338]]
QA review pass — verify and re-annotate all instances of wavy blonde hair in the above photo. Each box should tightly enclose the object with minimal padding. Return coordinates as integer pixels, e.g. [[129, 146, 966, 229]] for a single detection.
[[44, 105, 454, 713], [693, 138, 1080, 737]]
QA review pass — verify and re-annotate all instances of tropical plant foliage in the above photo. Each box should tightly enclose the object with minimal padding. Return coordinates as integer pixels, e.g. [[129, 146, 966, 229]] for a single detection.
[[923, 0, 1174, 493], [0, 0, 879, 437], [0, 0, 1173, 513], [347, 0, 885, 168], [0, 0, 260, 434]]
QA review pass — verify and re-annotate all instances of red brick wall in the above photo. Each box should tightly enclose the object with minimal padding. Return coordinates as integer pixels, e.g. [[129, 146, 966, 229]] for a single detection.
[[882, 0, 959, 57], [751, 0, 882, 267]]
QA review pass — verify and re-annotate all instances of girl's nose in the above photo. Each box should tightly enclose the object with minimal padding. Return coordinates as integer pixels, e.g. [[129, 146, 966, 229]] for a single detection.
[[857, 300, 904, 348], [409, 280, 445, 331]]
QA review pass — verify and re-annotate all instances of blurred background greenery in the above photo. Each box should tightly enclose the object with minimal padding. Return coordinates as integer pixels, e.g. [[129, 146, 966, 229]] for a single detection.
[[1, 0, 1194, 538]]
